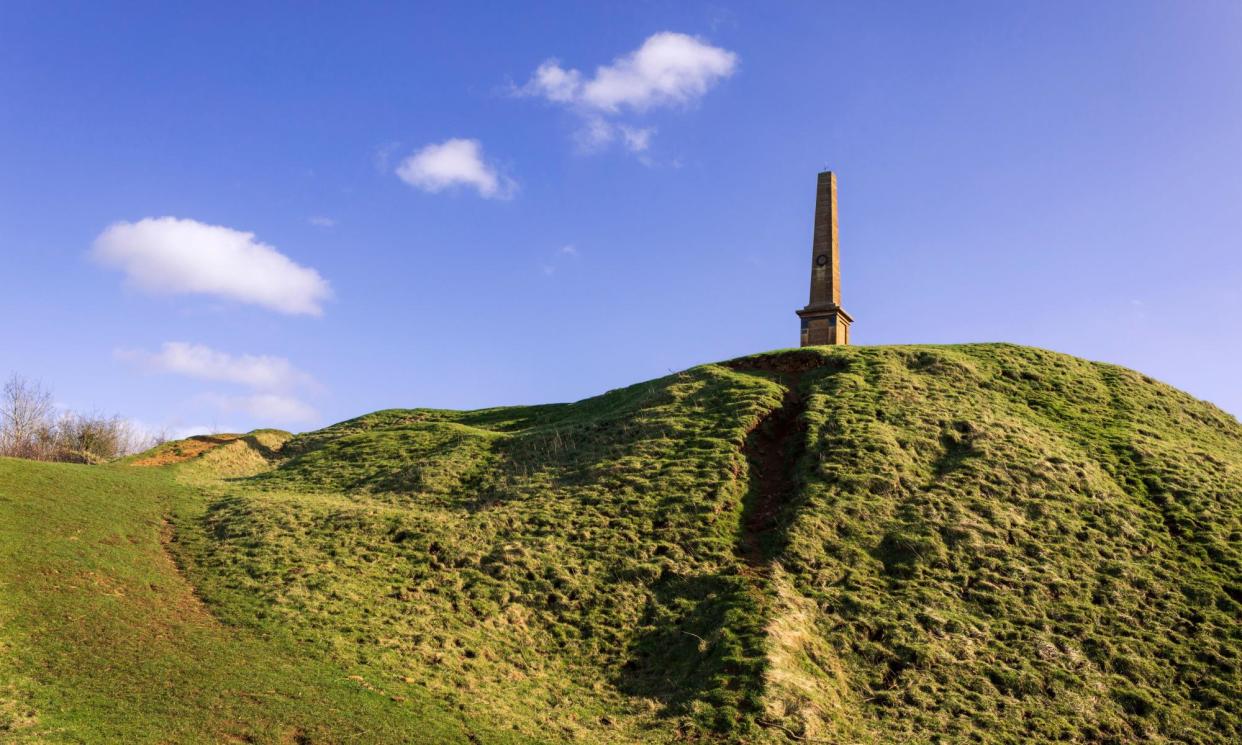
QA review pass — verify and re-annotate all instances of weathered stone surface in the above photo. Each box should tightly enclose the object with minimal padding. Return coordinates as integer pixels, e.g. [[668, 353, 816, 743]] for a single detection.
[[796, 171, 853, 346]]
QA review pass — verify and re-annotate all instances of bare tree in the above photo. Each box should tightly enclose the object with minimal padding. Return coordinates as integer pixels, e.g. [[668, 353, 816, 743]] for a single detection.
[[0, 374, 54, 459], [1, 374, 162, 463]]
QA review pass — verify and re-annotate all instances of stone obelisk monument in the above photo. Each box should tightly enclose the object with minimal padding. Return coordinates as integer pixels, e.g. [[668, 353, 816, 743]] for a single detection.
[[796, 171, 853, 346]]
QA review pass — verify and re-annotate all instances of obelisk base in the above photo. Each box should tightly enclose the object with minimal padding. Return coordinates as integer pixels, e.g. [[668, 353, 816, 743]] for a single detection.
[[797, 304, 853, 346]]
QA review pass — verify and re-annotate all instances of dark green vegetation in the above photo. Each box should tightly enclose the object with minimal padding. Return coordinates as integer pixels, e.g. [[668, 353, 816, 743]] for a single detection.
[[2, 344, 1240, 743]]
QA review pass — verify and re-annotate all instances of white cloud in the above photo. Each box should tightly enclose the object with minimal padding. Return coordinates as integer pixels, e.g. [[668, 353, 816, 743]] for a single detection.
[[618, 125, 655, 153], [573, 116, 618, 153], [395, 138, 515, 199], [520, 32, 737, 153], [560, 244, 578, 255], [92, 217, 331, 316], [200, 392, 318, 425], [570, 119, 655, 155], [308, 216, 336, 228], [523, 33, 737, 112], [117, 342, 314, 391], [119, 341, 321, 427], [528, 61, 582, 103]]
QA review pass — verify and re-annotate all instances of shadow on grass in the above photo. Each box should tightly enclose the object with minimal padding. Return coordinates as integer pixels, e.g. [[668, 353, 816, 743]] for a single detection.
[[240, 434, 281, 461], [616, 572, 767, 732]]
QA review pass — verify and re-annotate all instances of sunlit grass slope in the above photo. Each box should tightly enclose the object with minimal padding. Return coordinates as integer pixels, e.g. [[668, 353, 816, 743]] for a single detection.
[[0, 458, 527, 744], [2, 343, 1240, 744]]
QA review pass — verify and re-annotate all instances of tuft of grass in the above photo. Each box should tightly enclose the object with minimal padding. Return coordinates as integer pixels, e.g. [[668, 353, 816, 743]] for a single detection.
[[2, 344, 1240, 743]]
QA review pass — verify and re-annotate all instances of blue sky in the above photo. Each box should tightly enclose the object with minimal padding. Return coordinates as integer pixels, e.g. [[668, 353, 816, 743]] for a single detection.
[[2, 1, 1240, 435]]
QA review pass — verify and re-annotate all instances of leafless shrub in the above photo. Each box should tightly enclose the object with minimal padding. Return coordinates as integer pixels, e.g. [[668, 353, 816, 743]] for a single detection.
[[52, 412, 145, 462], [0, 373, 159, 463]]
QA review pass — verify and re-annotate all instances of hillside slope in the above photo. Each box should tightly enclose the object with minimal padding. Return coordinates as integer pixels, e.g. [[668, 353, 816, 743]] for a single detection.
[[0, 458, 531, 744], [2, 343, 1240, 744]]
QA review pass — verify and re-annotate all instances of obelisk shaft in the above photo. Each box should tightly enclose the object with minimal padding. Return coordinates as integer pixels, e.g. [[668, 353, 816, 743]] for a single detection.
[[809, 171, 840, 307]]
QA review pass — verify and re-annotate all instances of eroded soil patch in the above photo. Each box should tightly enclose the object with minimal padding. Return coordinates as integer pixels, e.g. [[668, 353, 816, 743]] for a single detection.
[[130, 435, 240, 467]]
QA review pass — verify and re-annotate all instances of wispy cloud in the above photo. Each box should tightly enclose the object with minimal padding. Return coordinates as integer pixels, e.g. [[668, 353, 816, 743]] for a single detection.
[[118, 342, 321, 426], [198, 392, 318, 424], [373, 141, 402, 173], [519, 32, 737, 153], [618, 125, 655, 153], [395, 138, 516, 199], [92, 217, 331, 316], [308, 216, 336, 228], [541, 244, 580, 276], [117, 342, 314, 391]]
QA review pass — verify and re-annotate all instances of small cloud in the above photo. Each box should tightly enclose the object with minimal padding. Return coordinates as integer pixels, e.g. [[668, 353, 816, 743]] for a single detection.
[[522, 32, 737, 113], [570, 120, 653, 155], [526, 60, 581, 103], [119, 342, 322, 428], [618, 125, 655, 153], [541, 243, 580, 277], [395, 138, 516, 199], [92, 217, 331, 316], [199, 392, 318, 425], [117, 342, 315, 391], [244, 393, 317, 423], [518, 32, 737, 154], [373, 141, 402, 173], [573, 116, 618, 153], [308, 216, 336, 228]]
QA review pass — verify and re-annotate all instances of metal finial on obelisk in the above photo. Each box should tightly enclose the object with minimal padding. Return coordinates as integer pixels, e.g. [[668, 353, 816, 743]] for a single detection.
[[796, 171, 853, 346]]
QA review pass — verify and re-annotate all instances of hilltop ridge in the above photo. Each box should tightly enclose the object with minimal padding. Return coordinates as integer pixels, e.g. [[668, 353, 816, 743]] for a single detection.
[[2, 343, 1240, 743]]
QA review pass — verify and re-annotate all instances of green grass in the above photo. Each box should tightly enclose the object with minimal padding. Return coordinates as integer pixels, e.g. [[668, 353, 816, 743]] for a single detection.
[[2, 343, 1240, 743], [0, 458, 528, 744]]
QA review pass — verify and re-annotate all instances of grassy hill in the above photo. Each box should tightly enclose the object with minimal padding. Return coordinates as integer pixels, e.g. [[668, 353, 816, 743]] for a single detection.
[[2, 343, 1239, 743]]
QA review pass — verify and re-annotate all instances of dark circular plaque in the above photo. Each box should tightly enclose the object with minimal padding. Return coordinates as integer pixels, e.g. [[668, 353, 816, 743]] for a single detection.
[[815, 254, 829, 267]]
